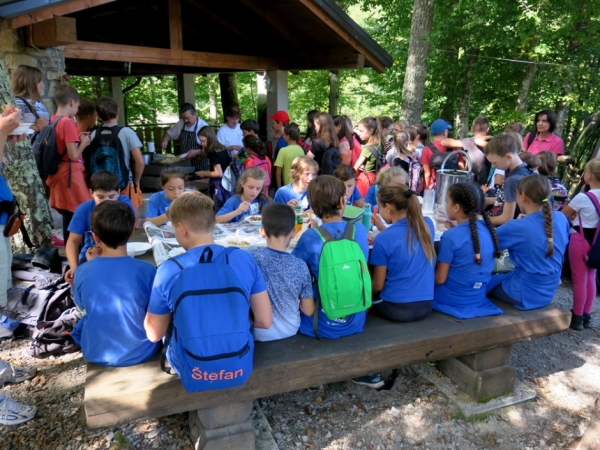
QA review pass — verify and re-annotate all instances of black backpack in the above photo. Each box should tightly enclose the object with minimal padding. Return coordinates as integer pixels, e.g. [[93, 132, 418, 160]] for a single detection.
[[366, 144, 386, 173], [428, 144, 459, 172], [321, 146, 341, 175], [85, 126, 129, 189], [32, 116, 66, 177]]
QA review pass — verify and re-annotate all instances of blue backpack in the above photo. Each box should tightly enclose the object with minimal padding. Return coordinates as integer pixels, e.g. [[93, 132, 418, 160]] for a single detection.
[[85, 126, 129, 189], [162, 246, 253, 392]]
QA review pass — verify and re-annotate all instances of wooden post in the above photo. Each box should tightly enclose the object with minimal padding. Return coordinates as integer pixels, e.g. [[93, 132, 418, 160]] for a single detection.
[[168, 0, 183, 50], [189, 401, 255, 450], [176, 74, 195, 107], [109, 77, 126, 126]]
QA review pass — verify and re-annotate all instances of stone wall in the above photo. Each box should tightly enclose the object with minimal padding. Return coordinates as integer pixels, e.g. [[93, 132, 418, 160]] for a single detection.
[[0, 19, 65, 114]]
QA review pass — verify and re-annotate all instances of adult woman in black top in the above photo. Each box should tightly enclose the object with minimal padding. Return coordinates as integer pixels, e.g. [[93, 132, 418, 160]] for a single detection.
[[307, 112, 340, 175], [195, 126, 232, 204]]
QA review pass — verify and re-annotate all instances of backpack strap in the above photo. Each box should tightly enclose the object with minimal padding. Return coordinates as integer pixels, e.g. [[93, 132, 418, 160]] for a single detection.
[[585, 192, 600, 246], [342, 222, 356, 240], [526, 131, 536, 148], [16, 97, 39, 120], [314, 226, 334, 243], [427, 143, 440, 154]]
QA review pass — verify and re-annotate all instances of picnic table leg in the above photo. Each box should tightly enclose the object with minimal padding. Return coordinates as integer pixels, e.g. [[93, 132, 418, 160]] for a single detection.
[[438, 345, 516, 402], [189, 400, 255, 450]]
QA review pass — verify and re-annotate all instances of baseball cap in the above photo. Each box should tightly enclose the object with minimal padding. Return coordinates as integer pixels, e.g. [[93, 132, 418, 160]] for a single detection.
[[268, 110, 290, 123], [430, 119, 452, 135]]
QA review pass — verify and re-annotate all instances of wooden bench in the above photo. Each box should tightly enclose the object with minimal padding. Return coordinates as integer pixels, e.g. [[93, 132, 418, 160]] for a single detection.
[[84, 302, 570, 449]]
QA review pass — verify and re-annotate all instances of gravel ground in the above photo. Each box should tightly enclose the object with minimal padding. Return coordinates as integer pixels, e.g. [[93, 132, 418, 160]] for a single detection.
[[0, 279, 598, 450]]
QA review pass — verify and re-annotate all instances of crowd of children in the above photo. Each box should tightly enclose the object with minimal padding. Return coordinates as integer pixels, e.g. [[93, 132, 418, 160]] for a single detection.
[[0, 80, 596, 420]]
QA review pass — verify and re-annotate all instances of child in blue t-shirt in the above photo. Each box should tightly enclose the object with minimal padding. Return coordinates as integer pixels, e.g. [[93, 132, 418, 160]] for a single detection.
[[274, 156, 318, 211], [216, 167, 271, 223], [334, 164, 365, 207], [249, 203, 314, 341], [434, 183, 503, 319], [292, 176, 369, 340], [145, 167, 187, 226], [145, 191, 272, 376], [487, 174, 570, 310], [71, 201, 158, 367], [365, 166, 407, 213], [65, 171, 134, 285]]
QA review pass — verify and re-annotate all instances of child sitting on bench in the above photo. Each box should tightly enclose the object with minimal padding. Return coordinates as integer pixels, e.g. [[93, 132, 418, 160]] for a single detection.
[[72, 201, 158, 367]]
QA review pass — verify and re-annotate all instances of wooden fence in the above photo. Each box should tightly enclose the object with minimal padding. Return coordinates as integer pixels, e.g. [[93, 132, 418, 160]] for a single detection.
[[130, 124, 180, 155]]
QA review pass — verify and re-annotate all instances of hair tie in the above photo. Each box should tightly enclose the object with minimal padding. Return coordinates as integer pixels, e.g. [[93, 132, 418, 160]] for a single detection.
[[542, 198, 549, 203], [405, 189, 415, 198], [548, 238, 553, 242], [475, 253, 481, 259]]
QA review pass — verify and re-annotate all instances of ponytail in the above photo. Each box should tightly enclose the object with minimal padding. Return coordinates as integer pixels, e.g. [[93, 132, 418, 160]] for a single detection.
[[377, 184, 436, 263], [517, 174, 554, 257], [359, 116, 384, 147], [243, 135, 268, 158]]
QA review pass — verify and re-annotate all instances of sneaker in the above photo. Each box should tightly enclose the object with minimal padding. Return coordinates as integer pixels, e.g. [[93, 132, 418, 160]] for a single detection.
[[0, 324, 12, 339], [351, 373, 385, 389], [0, 360, 36, 384], [0, 394, 36, 425]]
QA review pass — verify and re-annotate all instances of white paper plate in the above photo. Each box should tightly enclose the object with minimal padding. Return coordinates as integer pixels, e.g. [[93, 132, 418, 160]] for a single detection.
[[127, 242, 152, 257], [9, 123, 33, 135], [242, 215, 262, 226], [168, 247, 185, 258]]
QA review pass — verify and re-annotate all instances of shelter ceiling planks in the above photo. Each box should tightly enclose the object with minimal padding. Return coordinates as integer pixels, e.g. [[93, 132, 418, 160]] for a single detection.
[[10, 0, 117, 28]]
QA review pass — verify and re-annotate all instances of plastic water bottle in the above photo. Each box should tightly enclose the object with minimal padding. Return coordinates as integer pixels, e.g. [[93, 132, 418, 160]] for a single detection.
[[295, 205, 303, 233], [361, 203, 372, 230]]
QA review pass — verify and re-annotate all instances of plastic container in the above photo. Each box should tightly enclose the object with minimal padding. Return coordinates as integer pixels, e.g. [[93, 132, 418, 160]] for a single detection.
[[294, 205, 303, 233]]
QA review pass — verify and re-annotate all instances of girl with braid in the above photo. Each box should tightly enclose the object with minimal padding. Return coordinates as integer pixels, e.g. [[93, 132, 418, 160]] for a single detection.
[[434, 183, 504, 319], [486, 174, 570, 310]]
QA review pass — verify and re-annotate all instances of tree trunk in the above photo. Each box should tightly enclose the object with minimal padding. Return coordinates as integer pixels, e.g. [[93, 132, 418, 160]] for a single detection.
[[91, 76, 103, 99], [0, 61, 53, 249], [256, 73, 267, 141], [218, 73, 239, 122], [455, 48, 479, 138], [207, 74, 219, 126], [400, 0, 434, 124], [555, 100, 570, 138], [515, 63, 538, 112], [569, 397, 600, 449], [328, 71, 340, 117]]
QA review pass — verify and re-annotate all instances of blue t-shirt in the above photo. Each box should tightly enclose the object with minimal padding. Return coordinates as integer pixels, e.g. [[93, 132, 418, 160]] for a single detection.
[[370, 217, 435, 303], [434, 221, 502, 319], [71, 256, 157, 367], [292, 221, 369, 339], [364, 185, 378, 211], [346, 186, 363, 206], [68, 196, 134, 261], [274, 136, 288, 160], [486, 211, 570, 310], [0, 174, 14, 225], [216, 195, 268, 223], [148, 244, 267, 371], [249, 248, 313, 341], [274, 184, 310, 211], [146, 191, 171, 218]]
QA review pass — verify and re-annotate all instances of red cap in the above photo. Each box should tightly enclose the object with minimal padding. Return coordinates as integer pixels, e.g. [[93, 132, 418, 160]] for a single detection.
[[268, 110, 289, 123]]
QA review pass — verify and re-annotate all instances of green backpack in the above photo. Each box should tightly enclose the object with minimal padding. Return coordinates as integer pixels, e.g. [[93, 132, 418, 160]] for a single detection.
[[313, 223, 372, 337]]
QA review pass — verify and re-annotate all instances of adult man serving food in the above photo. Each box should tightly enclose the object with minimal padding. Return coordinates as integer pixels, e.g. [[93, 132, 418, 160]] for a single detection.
[[161, 103, 209, 171]]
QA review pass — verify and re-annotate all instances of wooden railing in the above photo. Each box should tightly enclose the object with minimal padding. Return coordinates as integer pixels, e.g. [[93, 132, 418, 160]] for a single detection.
[[129, 124, 179, 155]]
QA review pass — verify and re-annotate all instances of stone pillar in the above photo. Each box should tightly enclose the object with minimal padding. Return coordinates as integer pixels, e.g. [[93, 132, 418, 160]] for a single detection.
[[0, 20, 66, 115], [109, 77, 126, 126], [177, 73, 196, 107], [266, 70, 288, 145], [189, 400, 254, 450], [438, 345, 516, 402]]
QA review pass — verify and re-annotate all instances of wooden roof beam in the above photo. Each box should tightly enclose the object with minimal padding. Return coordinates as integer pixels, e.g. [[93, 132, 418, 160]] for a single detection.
[[63, 41, 279, 71], [10, 0, 117, 29], [168, 0, 183, 50], [282, 53, 365, 71]]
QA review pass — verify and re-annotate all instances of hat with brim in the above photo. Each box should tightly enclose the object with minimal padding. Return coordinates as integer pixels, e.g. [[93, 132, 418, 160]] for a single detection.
[[430, 119, 452, 135]]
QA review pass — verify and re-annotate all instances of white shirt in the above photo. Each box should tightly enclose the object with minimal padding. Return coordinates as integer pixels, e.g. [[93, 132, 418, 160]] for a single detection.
[[569, 189, 600, 229], [167, 118, 208, 145], [216, 123, 243, 148], [491, 168, 505, 186]]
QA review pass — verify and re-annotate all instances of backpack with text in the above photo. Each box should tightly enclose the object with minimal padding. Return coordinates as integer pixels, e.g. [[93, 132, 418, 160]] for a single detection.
[[162, 246, 253, 392], [366, 144, 387, 174], [32, 116, 66, 177], [312, 224, 372, 338], [428, 144, 459, 172], [85, 126, 129, 189], [222, 150, 245, 193]]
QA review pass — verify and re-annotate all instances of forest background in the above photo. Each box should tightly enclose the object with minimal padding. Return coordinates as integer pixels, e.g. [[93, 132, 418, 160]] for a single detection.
[[70, 0, 600, 150]]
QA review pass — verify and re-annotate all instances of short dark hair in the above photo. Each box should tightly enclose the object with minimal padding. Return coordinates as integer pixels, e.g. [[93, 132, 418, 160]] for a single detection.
[[179, 103, 196, 115], [307, 175, 345, 219], [379, 116, 393, 130], [261, 203, 295, 238], [225, 105, 241, 120], [485, 133, 517, 157], [416, 124, 429, 145], [54, 84, 80, 107], [76, 98, 96, 119], [91, 201, 135, 249], [333, 164, 357, 182], [160, 167, 187, 186], [472, 116, 489, 133], [535, 110, 557, 133], [284, 123, 300, 141], [241, 119, 259, 134], [95, 96, 119, 121], [90, 170, 120, 192]]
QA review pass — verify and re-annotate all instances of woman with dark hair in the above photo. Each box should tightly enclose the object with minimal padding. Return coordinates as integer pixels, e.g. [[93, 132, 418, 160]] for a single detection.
[[524, 110, 564, 157], [216, 105, 244, 151], [333, 115, 354, 165], [304, 110, 319, 146], [307, 112, 340, 175], [196, 126, 232, 204]]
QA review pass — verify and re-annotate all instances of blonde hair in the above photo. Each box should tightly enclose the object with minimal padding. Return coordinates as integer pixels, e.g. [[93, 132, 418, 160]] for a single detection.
[[289, 156, 319, 185], [377, 183, 436, 263], [11, 65, 43, 102], [167, 191, 215, 233], [584, 158, 600, 182], [375, 166, 408, 187]]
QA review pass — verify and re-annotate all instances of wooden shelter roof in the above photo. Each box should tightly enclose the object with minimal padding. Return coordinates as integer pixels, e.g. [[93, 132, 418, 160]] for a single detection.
[[2, 0, 393, 76]]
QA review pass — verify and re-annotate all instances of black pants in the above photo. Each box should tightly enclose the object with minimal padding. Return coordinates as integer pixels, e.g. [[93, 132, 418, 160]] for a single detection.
[[62, 210, 74, 245], [371, 300, 433, 323]]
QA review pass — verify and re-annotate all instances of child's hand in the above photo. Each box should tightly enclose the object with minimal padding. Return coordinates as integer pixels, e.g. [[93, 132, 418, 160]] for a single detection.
[[79, 133, 91, 147], [237, 201, 250, 214], [481, 184, 490, 194], [373, 213, 386, 232], [287, 199, 299, 208], [86, 245, 102, 261], [65, 267, 75, 286]]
